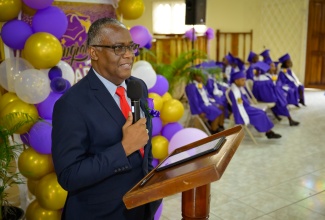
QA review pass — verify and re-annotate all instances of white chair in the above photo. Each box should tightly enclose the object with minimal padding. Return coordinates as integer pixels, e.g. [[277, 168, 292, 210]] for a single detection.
[[225, 88, 257, 144]]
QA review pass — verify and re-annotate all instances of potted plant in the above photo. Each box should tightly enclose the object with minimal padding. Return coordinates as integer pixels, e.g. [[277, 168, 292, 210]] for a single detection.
[[0, 112, 35, 220], [139, 48, 208, 100]]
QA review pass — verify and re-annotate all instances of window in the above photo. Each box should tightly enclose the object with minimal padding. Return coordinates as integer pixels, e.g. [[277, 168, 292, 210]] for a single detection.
[[152, 1, 206, 34]]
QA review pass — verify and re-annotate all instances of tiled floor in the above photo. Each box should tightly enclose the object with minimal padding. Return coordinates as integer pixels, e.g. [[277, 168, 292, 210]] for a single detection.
[[160, 89, 325, 220]]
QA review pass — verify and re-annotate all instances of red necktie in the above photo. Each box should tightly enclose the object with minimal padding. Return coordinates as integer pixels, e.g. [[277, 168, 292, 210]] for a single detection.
[[116, 86, 144, 158]]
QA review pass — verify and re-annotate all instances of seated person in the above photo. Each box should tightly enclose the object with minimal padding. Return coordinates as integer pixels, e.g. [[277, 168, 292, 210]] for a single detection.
[[186, 72, 225, 134], [278, 53, 305, 106], [252, 61, 300, 126], [228, 70, 282, 139], [222, 53, 235, 84], [246, 51, 259, 80]]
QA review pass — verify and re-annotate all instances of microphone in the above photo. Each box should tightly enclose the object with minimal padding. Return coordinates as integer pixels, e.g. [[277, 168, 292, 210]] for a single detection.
[[127, 80, 143, 123]]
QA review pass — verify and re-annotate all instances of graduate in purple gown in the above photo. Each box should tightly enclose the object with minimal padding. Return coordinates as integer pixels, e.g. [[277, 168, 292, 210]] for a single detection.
[[278, 53, 306, 106], [260, 49, 272, 64], [185, 72, 225, 133], [228, 70, 282, 139], [251, 61, 300, 126], [222, 53, 235, 84], [246, 51, 259, 80]]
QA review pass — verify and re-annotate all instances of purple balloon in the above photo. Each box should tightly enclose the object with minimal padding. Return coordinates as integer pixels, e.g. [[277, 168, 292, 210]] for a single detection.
[[168, 128, 208, 154], [50, 77, 70, 93], [23, 0, 54, 9], [29, 120, 52, 154], [152, 117, 162, 136], [205, 27, 214, 40], [151, 158, 159, 167], [36, 92, 62, 119], [185, 28, 197, 41], [144, 41, 152, 49], [20, 133, 31, 146], [161, 122, 183, 141], [154, 203, 163, 220], [1, 20, 33, 50], [129, 25, 151, 48], [32, 6, 68, 39], [148, 75, 169, 96], [48, 66, 62, 80]]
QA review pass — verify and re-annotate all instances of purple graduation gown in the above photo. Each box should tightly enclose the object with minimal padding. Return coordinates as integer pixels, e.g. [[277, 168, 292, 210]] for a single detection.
[[185, 83, 222, 121], [229, 87, 274, 132], [206, 78, 229, 117], [252, 74, 290, 117], [277, 69, 300, 105], [246, 65, 255, 80]]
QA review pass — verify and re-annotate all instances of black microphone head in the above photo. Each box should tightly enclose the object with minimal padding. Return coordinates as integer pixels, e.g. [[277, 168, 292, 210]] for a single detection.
[[127, 80, 143, 100]]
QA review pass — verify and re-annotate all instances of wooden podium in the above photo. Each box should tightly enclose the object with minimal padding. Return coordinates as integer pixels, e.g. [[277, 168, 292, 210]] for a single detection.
[[123, 125, 244, 220]]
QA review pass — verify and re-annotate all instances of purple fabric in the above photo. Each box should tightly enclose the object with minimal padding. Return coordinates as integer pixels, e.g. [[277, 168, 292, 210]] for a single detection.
[[229, 88, 274, 132], [277, 69, 299, 105], [185, 83, 222, 120]]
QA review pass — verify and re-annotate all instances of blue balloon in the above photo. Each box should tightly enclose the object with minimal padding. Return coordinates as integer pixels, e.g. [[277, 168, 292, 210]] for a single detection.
[[148, 75, 169, 96], [50, 77, 70, 93], [1, 20, 33, 50], [48, 66, 62, 80]]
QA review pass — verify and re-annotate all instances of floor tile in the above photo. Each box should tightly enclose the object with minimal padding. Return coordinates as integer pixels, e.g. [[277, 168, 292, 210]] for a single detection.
[[296, 191, 325, 215], [268, 203, 325, 220]]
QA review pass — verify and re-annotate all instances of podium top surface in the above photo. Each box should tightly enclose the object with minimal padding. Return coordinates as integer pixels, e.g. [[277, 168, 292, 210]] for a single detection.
[[123, 125, 244, 209]]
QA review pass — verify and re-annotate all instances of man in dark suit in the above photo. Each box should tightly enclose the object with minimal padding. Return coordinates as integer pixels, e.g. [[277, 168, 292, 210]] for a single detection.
[[52, 17, 161, 220]]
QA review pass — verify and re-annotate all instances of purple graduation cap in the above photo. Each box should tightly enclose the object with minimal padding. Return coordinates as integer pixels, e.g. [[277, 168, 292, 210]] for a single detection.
[[264, 57, 273, 65], [230, 70, 246, 83], [224, 52, 235, 64], [260, 49, 270, 59], [234, 58, 245, 70], [252, 61, 270, 73], [247, 51, 257, 63], [278, 53, 291, 63]]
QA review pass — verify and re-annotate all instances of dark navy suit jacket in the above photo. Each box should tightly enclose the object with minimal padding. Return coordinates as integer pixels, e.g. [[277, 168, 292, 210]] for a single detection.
[[52, 68, 161, 220]]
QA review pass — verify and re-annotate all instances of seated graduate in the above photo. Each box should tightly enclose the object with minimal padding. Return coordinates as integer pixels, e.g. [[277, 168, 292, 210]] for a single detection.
[[260, 49, 272, 64], [203, 61, 230, 118], [228, 70, 282, 139], [278, 53, 306, 106], [251, 61, 300, 126], [246, 51, 259, 80], [185, 72, 225, 133], [222, 53, 235, 84]]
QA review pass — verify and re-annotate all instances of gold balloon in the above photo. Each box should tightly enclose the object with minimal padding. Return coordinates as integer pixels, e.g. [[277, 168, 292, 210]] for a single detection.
[[160, 99, 184, 123], [161, 92, 172, 103], [22, 2, 37, 16], [24, 32, 63, 69], [26, 199, 62, 220], [0, 99, 39, 134], [148, 93, 163, 111], [0, 92, 19, 112], [35, 172, 68, 211], [27, 179, 39, 195], [151, 135, 169, 159], [0, 0, 22, 22], [118, 0, 145, 20], [18, 147, 54, 180]]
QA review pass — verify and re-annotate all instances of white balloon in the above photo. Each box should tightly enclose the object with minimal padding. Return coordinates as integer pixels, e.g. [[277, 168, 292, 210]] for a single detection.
[[0, 57, 34, 92], [56, 60, 75, 86], [14, 69, 51, 104], [131, 61, 157, 89]]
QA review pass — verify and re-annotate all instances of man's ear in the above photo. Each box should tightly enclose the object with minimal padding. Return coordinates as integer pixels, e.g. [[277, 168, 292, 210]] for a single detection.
[[88, 47, 98, 60]]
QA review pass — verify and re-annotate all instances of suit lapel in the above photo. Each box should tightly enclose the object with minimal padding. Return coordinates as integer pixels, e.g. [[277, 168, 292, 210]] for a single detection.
[[87, 69, 125, 127]]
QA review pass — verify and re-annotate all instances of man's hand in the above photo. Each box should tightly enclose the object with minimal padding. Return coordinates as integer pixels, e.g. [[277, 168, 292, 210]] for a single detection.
[[121, 112, 149, 156]]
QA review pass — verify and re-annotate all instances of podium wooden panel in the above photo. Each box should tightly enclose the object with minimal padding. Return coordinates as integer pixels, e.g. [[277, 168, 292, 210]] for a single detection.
[[123, 125, 244, 219]]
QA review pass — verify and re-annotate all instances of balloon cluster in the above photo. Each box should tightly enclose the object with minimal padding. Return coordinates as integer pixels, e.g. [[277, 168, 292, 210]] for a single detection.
[[132, 61, 209, 220], [0, 0, 74, 219]]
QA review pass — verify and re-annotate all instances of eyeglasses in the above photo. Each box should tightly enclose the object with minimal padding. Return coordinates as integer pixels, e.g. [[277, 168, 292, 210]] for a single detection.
[[91, 43, 140, 56]]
